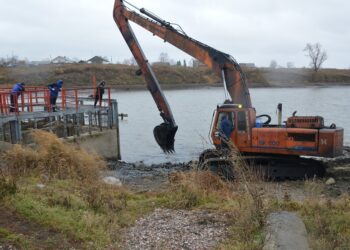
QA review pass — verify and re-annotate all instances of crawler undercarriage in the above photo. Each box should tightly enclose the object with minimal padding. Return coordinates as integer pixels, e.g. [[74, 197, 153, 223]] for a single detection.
[[197, 148, 332, 180]]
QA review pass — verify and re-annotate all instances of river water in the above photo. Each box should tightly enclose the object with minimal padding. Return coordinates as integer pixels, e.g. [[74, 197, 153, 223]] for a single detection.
[[111, 86, 350, 164]]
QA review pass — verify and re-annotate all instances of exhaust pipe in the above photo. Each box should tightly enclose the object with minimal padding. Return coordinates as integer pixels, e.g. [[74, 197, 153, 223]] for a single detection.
[[277, 103, 282, 126]]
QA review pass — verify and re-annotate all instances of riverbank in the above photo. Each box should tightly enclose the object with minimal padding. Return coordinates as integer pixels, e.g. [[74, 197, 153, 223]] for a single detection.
[[1, 64, 350, 89], [1, 132, 350, 249]]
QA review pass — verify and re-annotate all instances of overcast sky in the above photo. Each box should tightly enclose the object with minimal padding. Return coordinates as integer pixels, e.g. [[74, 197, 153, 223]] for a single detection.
[[0, 0, 349, 68]]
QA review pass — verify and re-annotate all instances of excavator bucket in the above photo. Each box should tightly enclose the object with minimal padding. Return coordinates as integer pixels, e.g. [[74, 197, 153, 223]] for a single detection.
[[153, 123, 178, 153]]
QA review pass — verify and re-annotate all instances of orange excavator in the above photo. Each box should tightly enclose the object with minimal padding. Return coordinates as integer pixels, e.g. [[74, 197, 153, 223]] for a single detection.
[[113, 0, 344, 178]]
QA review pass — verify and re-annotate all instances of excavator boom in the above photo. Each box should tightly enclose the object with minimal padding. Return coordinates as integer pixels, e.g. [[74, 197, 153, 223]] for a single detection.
[[113, 0, 252, 108], [113, 0, 252, 152]]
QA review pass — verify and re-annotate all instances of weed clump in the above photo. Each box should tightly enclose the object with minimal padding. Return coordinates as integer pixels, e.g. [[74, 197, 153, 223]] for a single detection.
[[167, 171, 234, 209], [300, 195, 350, 249], [170, 171, 231, 194], [0, 172, 17, 200], [3, 130, 106, 181]]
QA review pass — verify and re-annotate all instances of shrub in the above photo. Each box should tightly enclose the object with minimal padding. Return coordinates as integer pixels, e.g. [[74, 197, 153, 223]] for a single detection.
[[3, 130, 106, 181]]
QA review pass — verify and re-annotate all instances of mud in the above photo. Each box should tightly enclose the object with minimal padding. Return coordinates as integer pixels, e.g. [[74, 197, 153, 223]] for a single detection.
[[322, 147, 350, 197], [105, 147, 350, 196], [105, 161, 193, 191]]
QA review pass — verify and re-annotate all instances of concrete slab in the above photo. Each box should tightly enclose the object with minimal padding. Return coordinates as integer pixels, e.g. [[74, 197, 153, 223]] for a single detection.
[[263, 211, 310, 250]]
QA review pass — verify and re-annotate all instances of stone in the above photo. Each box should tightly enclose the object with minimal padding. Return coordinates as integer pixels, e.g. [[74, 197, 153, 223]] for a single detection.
[[103, 176, 122, 186], [36, 183, 46, 189], [326, 177, 336, 185]]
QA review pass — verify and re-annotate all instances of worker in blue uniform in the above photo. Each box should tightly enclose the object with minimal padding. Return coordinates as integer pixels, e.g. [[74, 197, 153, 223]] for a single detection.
[[10, 82, 25, 112], [220, 114, 233, 148], [48, 80, 63, 112]]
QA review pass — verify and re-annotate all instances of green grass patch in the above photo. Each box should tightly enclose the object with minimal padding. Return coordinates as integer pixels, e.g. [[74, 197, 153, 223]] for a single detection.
[[269, 194, 350, 250], [0, 227, 33, 249], [5, 179, 151, 248], [0, 175, 17, 201], [300, 197, 350, 249]]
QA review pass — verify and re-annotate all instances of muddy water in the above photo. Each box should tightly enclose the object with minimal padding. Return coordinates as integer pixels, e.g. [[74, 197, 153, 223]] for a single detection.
[[112, 86, 350, 164]]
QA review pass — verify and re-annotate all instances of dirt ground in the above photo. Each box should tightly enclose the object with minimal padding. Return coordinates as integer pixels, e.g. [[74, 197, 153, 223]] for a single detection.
[[0, 207, 81, 250]]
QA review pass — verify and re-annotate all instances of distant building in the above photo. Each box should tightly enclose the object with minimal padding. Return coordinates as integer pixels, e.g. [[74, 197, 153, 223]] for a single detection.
[[240, 63, 256, 68], [29, 60, 51, 66], [51, 56, 73, 64], [192, 60, 205, 68], [88, 56, 109, 64]]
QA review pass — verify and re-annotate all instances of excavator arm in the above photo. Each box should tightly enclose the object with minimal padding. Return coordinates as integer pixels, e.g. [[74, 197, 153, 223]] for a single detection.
[[113, 0, 252, 151], [113, 0, 178, 152]]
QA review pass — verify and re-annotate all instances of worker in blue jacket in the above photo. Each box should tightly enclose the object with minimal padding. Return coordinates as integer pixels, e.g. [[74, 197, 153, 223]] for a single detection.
[[220, 114, 233, 148], [10, 82, 25, 112], [48, 80, 63, 112]]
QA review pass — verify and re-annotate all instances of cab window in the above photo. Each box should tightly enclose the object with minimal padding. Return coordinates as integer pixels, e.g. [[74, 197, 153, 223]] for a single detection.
[[216, 112, 235, 130], [237, 111, 246, 132]]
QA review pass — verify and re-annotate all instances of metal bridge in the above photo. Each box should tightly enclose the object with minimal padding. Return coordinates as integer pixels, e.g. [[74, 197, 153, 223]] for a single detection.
[[0, 85, 120, 158]]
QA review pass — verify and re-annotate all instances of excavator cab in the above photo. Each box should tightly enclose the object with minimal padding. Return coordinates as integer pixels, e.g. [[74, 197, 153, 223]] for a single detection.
[[211, 104, 256, 149]]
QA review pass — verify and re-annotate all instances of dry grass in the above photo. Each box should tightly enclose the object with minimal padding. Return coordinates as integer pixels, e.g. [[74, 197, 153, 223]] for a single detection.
[[0, 64, 220, 87], [2, 130, 106, 181], [168, 146, 266, 249], [0, 171, 17, 201], [272, 192, 350, 249], [301, 195, 350, 249], [0, 132, 231, 247], [170, 171, 232, 196], [2, 64, 350, 89]]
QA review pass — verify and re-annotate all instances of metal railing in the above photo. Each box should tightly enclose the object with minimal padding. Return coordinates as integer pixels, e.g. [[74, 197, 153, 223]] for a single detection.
[[0, 86, 111, 115]]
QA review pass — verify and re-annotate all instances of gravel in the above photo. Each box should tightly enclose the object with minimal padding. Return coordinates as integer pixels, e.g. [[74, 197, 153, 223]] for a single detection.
[[123, 209, 229, 250]]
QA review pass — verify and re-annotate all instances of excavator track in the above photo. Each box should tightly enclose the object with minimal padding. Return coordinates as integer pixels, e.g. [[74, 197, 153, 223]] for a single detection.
[[245, 155, 326, 180], [198, 149, 234, 180], [198, 149, 326, 180]]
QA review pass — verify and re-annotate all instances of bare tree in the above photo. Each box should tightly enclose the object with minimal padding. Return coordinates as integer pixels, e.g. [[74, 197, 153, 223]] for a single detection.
[[0, 57, 5, 66], [304, 43, 327, 72], [269, 60, 277, 69]]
